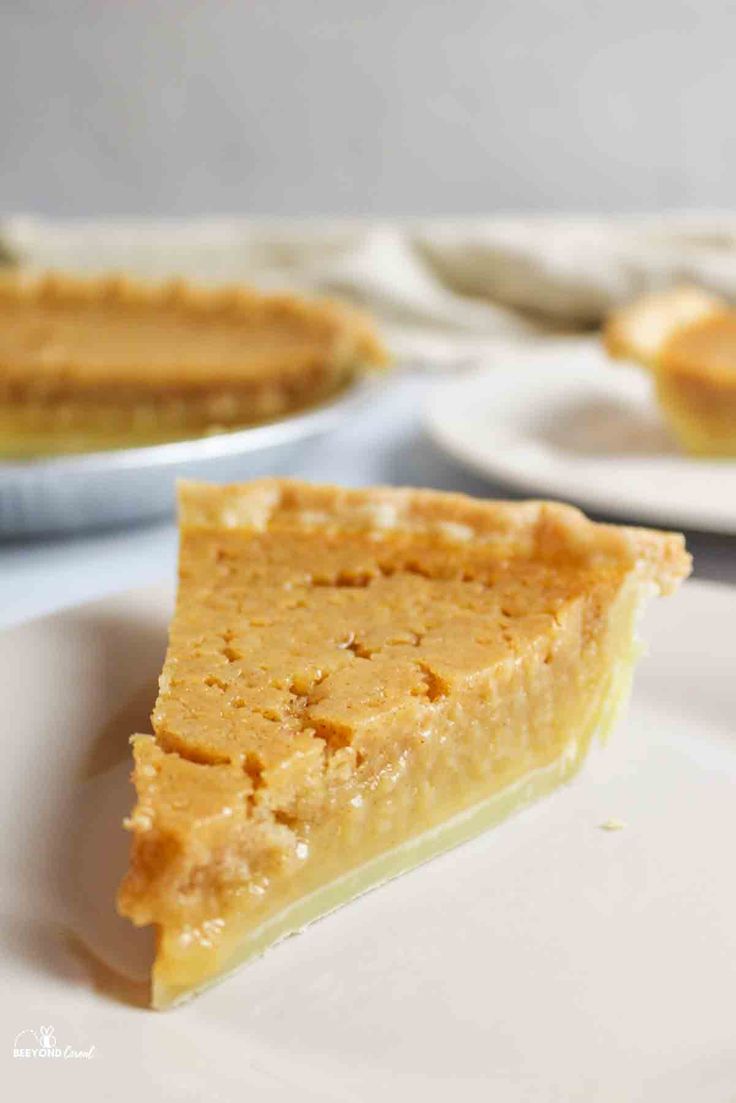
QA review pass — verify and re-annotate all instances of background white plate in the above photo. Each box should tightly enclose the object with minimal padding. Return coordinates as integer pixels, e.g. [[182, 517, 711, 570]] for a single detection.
[[2, 580, 735, 1102], [426, 340, 736, 534]]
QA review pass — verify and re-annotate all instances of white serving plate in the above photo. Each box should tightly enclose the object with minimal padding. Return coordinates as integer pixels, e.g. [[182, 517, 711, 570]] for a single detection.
[[1, 579, 734, 1101], [426, 340, 736, 534], [0, 377, 378, 537]]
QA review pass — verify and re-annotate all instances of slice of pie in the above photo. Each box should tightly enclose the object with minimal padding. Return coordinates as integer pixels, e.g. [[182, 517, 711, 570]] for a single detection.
[[604, 285, 736, 456], [0, 271, 387, 457], [118, 479, 690, 1008]]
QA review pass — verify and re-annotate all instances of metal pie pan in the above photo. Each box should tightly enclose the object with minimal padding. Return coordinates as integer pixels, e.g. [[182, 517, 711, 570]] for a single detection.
[[0, 377, 377, 538]]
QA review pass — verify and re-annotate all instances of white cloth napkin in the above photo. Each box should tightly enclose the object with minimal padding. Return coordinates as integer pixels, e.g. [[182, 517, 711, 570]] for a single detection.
[[4, 213, 736, 359]]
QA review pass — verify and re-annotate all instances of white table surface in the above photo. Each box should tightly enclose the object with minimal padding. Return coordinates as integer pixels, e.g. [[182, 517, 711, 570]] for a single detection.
[[1, 376, 735, 630]]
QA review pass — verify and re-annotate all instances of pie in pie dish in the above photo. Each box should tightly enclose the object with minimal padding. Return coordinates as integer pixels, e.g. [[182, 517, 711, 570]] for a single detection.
[[604, 285, 736, 456], [117, 479, 690, 1008], [0, 271, 387, 457]]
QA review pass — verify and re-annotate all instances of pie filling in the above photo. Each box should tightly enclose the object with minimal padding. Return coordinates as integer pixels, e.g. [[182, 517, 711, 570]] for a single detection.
[[152, 591, 640, 1008], [117, 480, 689, 1008], [653, 373, 736, 458]]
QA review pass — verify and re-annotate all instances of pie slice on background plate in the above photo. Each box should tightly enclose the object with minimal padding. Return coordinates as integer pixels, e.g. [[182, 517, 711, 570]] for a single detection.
[[604, 285, 736, 457], [117, 479, 690, 1008]]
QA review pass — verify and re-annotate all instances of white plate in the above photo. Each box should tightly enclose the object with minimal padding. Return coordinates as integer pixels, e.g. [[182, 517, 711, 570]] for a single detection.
[[426, 340, 736, 533], [2, 580, 735, 1101]]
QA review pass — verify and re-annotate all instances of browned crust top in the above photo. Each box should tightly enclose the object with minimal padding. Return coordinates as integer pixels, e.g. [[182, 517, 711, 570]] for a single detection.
[[603, 285, 725, 367], [178, 479, 691, 595]]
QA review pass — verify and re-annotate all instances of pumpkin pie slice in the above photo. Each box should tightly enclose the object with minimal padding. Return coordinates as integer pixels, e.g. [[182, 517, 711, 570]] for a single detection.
[[118, 479, 690, 1008], [604, 286, 736, 456], [0, 272, 387, 456]]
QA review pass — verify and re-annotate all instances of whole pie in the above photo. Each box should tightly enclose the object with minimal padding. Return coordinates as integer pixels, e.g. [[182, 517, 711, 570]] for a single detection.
[[118, 479, 690, 1008], [0, 271, 387, 456], [604, 285, 736, 456]]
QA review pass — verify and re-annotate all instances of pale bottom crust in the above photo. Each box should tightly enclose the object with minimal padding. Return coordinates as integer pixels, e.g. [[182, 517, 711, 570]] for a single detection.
[[655, 375, 736, 458], [153, 631, 639, 1009]]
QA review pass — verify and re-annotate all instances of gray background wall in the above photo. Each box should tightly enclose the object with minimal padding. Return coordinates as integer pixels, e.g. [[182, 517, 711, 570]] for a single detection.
[[1, 1, 733, 217]]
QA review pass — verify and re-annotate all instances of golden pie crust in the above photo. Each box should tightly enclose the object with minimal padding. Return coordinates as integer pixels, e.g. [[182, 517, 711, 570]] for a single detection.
[[117, 479, 690, 1007], [0, 271, 388, 455]]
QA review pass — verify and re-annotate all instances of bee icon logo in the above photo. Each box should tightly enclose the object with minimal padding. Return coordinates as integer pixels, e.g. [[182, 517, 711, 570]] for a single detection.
[[38, 1026, 56, 1050]]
